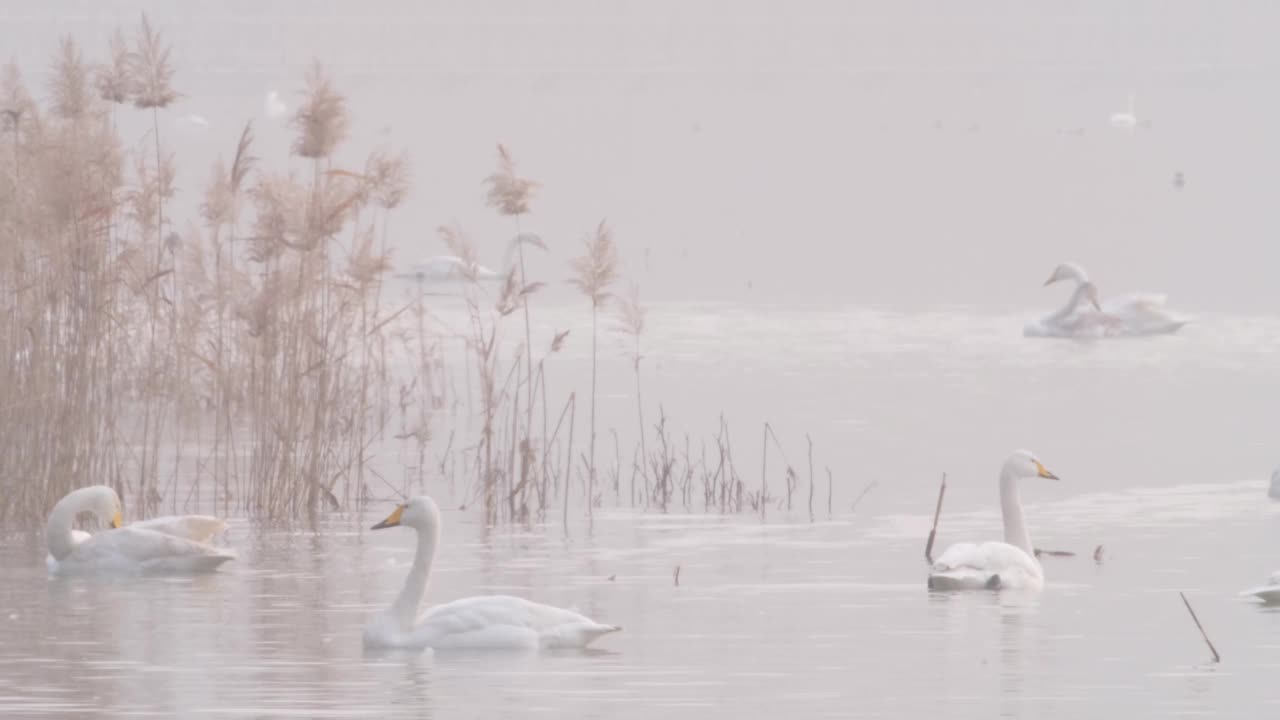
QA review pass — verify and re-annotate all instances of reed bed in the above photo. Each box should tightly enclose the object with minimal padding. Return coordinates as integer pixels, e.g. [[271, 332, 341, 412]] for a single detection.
[[0, 18, 836, 529]]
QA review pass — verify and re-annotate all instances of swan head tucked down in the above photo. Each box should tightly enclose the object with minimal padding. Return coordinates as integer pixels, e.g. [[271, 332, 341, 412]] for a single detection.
[[1043, 262, 1089, 287], [46, 485, 124, 561], [1005, 449, 1059, 482]]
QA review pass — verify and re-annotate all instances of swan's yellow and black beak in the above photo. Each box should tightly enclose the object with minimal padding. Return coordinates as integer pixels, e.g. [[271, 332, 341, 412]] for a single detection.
[[110, 510, 123, 529], [1035, 461, 1059, 481], [371, 504, 405, 530]]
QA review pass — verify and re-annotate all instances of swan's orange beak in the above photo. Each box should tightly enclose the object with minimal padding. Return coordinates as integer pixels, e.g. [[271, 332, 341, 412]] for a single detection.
[[110, 510, 123, 529], [1035, 461, 1059, 480], [371, 505, 404, 530]]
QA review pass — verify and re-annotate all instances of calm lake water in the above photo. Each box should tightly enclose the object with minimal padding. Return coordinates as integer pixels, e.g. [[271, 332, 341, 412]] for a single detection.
[[3, 302, 1280, 718]]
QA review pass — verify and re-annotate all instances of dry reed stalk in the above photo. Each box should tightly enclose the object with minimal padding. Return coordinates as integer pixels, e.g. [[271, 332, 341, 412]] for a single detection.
[[567, 219, 618, 520], [924, 473, 947, 565], [1179, 592, 1221, 663]]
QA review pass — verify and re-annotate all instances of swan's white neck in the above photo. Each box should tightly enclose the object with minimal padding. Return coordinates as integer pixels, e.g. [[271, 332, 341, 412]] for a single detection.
[[1045, 283, 1093, 325], [999, 466, 1034, 557], [46, 487, 104, 561], [391, 521, 438, 629]]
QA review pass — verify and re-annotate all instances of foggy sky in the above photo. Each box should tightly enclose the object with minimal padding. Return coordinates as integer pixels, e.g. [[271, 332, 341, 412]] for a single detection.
[[6, 0, 1277, 312]]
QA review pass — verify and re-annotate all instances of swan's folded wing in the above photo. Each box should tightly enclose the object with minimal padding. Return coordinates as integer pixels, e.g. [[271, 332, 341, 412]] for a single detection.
[[933, 541, 1039, 577], [414, 594, 616, 649], [131, 515, 227, 543], [1103, 292, 1168, 314], [55, 527, 235, 575]]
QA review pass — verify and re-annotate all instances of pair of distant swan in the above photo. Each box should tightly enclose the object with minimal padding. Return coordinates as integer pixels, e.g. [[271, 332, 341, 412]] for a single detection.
[[1024, 262, 1188, 339], [44, 486, 619, 652]]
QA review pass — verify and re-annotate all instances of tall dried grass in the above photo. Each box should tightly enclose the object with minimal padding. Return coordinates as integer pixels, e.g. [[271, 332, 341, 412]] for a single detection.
[[0, 27, 838, 530]]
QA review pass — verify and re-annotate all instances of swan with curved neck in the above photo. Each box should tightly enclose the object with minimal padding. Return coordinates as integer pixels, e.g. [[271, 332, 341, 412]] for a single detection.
[[46, 485, 235, 576], [1040, 261, 1188, 336], [927, 450, 1060, 591], [1024, 281, 1108, 337], [363, 496, 621, 651]]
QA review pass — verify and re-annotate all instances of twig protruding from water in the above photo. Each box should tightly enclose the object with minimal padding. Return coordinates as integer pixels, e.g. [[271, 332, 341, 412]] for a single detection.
[[1179, 591, 1221, 664], [924, 473, 947, 565]]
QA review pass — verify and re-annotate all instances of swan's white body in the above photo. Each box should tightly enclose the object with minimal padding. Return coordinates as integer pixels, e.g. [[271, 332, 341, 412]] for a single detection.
[[46, 486, 236, 577], [46, 514, 228, 573], [363, 497, 621, 651], [927, 450, 1058, 592], [397, 255, 500, 283], [1241, 571, 1280, 604], [1110, 92, 1138, 131], [1037, 262, 1188, 337]]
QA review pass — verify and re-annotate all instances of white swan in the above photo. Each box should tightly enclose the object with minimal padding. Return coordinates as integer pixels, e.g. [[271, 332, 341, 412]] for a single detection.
[[363, 496, 621, 651], [1109, 91, 1138, 131], [1241, 571, 1280, 604], [1042, 262, 1188, 336], [1023, 280, 1112, 338], [46, 512, 229, 573], [46, 486, 236, 576], [927, 450, 1059, 592], [396, 255, 501, 283], [264, 90, 287, 119]]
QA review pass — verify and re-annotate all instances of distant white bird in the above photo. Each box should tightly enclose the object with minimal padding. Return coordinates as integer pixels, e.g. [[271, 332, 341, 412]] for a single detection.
[[1109, 92, 1138, 131], [397, 255, 500, 283], [178, 113, 210, 129], [1041, 262, 1188, 336], [264, 91, 287, 119]]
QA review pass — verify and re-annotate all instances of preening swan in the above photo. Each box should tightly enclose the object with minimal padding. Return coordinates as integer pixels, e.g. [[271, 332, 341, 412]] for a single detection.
[[1023, 281, 1112, 338], [1041, 262, 1188, 336], [363, 496, 621, 651], [46, 512, 229, 573], [1241, 571, 1280, 604], [46, 486, 236, 576], [927, 450, 1059, 592]]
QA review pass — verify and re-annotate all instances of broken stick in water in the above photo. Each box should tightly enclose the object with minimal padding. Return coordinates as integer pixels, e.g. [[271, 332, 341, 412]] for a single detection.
[[1179, 591, 1221, 663], [924, 473, 947, 565]]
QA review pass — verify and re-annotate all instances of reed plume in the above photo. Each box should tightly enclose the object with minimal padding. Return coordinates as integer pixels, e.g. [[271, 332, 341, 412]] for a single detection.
[[568, 219, 619, 514]]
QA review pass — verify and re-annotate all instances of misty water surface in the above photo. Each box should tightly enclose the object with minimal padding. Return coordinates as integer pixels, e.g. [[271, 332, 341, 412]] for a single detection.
[[3, 2, 1280, 718]]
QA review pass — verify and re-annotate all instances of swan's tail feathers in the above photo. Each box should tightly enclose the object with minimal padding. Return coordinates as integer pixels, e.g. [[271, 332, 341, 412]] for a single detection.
[[545, 622, 622, 649], [1240, 585, 1280, 604]]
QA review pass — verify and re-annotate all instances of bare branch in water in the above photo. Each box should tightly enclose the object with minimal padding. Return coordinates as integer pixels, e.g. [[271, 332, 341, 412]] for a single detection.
[[925, 473, 947, 565], [1179, 592, 1221, 664]]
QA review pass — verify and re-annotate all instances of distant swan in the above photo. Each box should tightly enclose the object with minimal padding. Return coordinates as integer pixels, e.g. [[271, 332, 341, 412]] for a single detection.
[[1023, 280, 1111, 338], [363, 496, 621, 651], [1241, 570, 1280, 604], [1041, 262, 1188, 336], [396, 255, 500, 283], [264, 91, 287, 119], [1109, 92, 1138, 131], [927, 450, 1059, 592], [46, 486, 236, 576]]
